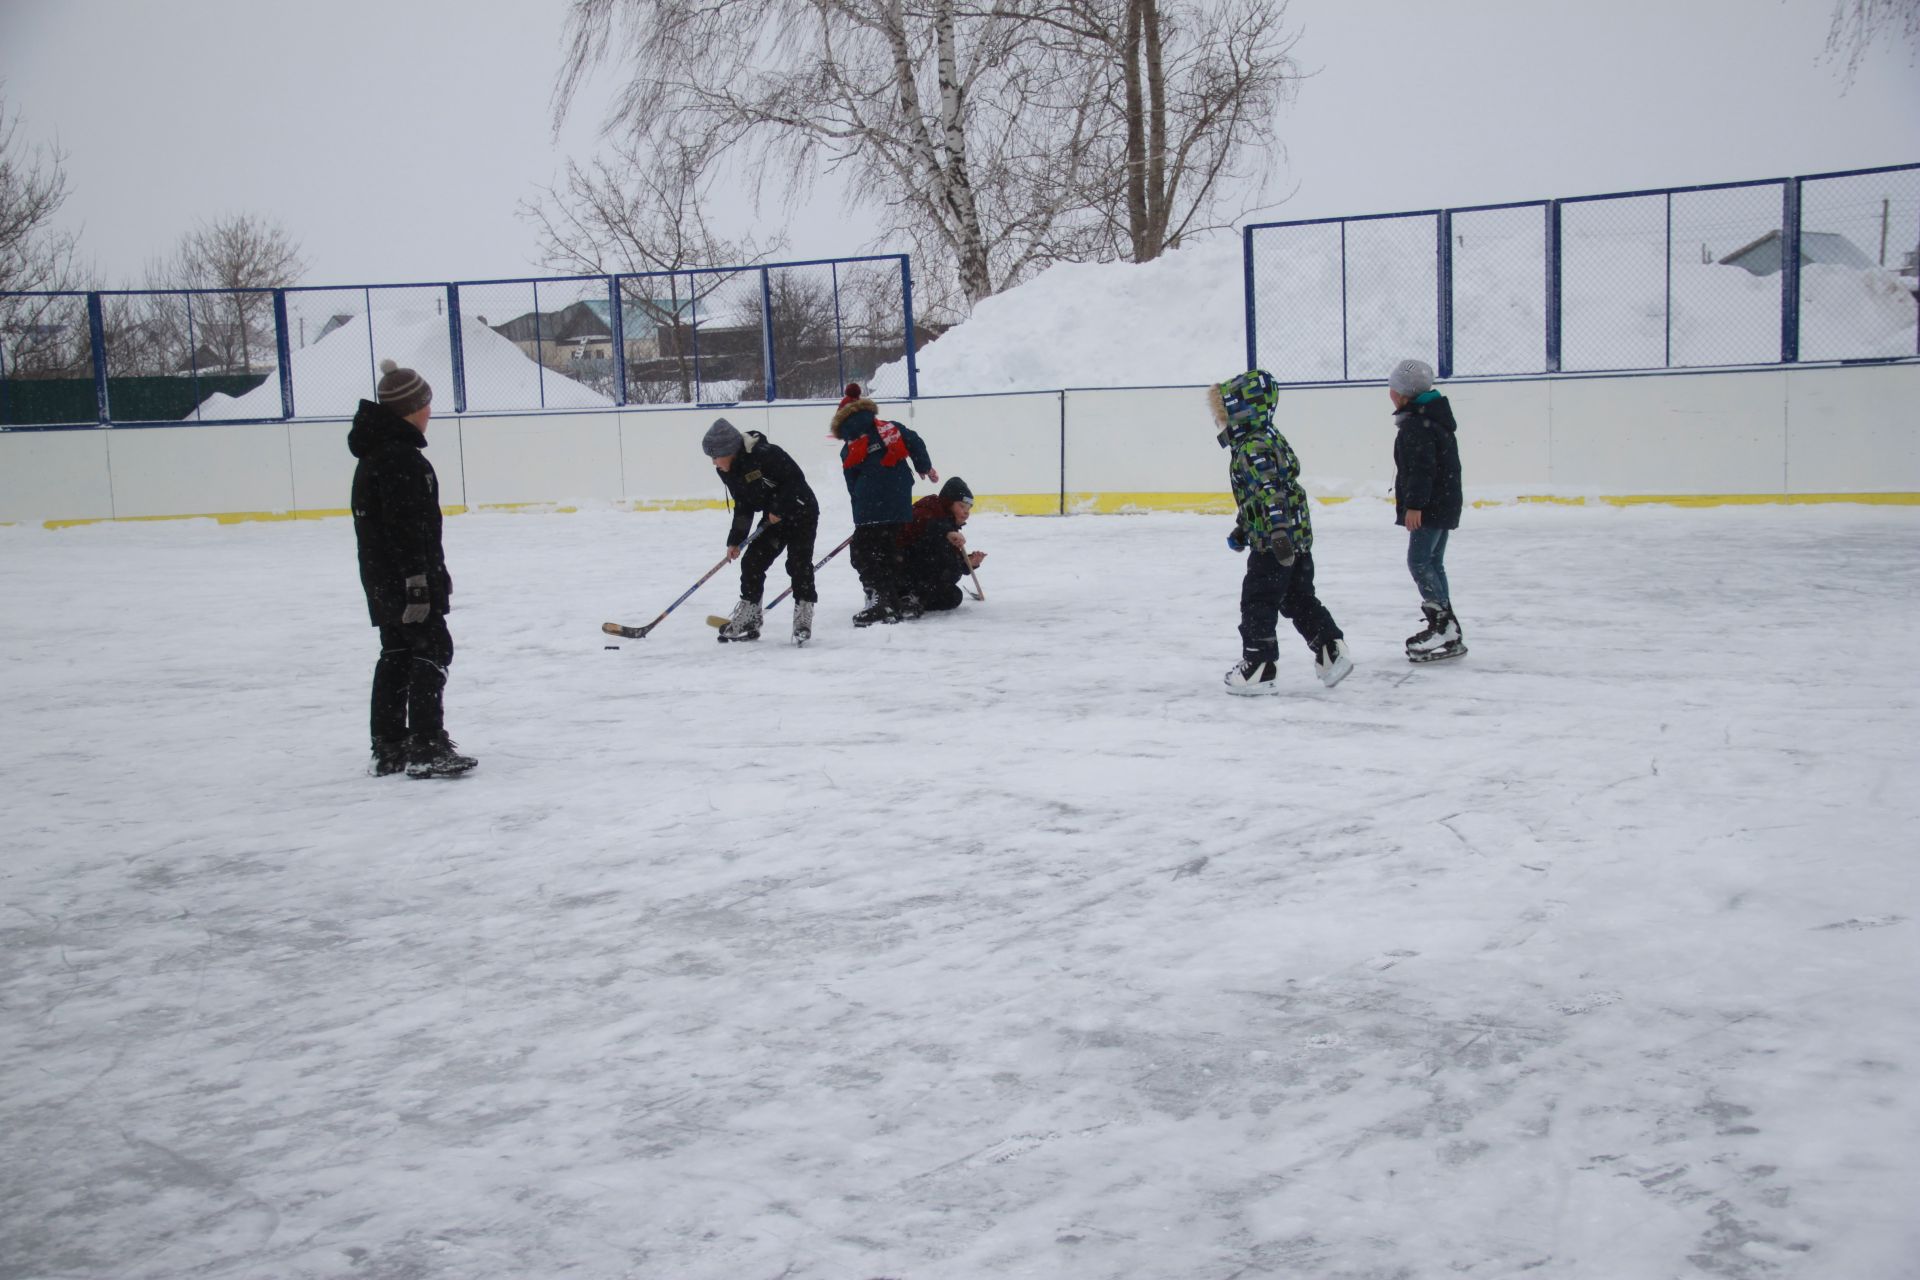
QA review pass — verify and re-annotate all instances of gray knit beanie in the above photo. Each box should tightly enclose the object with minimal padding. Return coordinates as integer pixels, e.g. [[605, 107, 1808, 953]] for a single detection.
[[376, 359, 432, 416], [701, 417, 744, 458], [1388, 358, 1435, 397]]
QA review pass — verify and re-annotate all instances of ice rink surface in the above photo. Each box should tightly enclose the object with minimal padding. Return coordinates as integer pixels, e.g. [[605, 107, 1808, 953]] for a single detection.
[[3, 501, 1917, 1280]]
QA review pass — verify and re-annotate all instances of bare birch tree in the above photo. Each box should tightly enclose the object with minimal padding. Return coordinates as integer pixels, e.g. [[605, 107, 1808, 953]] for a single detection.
[[1032, 0, 1301, 263], [552, 0, 1214, 311]]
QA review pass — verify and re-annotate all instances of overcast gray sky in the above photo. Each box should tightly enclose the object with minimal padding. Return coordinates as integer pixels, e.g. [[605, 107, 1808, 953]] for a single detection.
[[2, 0, 1916, 289]]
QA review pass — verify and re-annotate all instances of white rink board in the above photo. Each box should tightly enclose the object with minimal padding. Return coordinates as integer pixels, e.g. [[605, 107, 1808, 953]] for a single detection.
[[2, 363, 1916, 524], [459, 413, 624, 508], [104, 423, 296, 519], [907, 393, 1062, 503], [0, 427, 114, 523], [1785, 364, 1920, 493], [1544, 370, 1788, 495]]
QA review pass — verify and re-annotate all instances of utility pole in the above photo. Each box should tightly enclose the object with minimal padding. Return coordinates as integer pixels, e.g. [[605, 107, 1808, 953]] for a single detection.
[[1881, 197, 1890, 267]]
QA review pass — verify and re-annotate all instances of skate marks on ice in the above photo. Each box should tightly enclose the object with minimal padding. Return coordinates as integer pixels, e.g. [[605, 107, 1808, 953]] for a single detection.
[[3, 508, 1919, 1278]]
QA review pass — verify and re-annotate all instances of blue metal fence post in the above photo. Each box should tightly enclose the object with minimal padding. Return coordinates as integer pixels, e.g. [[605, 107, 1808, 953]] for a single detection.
[[273, 290, 295, 418], [1242, 226, 1259, 373], [1545, 201, 1563, 373], [185, 293, 202, 422], [830, 262, 846, 394], [901, 255, 920, 400], [607, 276, 628, 406], [1663, 193, 1673, 369], [1437, 211, 1454, 379], [1781, 178, 1802, 363], [1339, 221, 1349, 380], [86, 292, 110, 423], [446, 284, 467, 414], [759, 266, 778, 401], [532, 280, 547, 410]]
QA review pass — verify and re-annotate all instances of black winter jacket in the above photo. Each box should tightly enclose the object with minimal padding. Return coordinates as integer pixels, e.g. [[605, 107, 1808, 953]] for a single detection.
[[349, 399, 451, 626], [831, 397, 933, 526], [1392, 391, 1463, 530], [899, 493, 965, 589], [718, 431, 820, 546]]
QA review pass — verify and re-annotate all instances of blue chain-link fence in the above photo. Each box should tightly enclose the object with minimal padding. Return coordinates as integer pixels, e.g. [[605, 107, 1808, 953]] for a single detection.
[[1245, 163, 1920, 382], [0, 254, 917, 427]]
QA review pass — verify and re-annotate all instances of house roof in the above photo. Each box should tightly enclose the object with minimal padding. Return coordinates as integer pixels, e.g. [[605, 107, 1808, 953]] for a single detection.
[[1718, 230, 1878, 275]]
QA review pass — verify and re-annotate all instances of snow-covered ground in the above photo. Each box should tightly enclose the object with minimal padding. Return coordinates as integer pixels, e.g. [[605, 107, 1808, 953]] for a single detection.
[[3, 502, 1917, 1279]]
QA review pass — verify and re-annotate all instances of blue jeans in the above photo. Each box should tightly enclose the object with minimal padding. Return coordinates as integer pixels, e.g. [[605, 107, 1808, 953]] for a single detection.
[[1406, 526, 1451, 609]]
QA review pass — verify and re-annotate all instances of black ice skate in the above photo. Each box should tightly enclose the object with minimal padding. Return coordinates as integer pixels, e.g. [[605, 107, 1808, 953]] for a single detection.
[[1407, 608, 1466, 664], [717, 598, 763, 643], [369, 740, 408, 777], [852, 597, 899, 627], [1224, 657, 1279, 696], [1405, 602, 1443, 655], [406, 732, 477, 779]]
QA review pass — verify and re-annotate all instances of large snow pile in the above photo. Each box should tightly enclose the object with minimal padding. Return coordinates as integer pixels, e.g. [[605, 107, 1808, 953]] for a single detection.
[[882, 233, 1918, 394], [195, 311, 613, 420]]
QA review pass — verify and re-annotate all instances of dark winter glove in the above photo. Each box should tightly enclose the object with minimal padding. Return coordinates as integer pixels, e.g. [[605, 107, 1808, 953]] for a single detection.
[[1267, 530, 1297, 566], [1226, 525, 1247, 553], [401, 574, 431, 625]]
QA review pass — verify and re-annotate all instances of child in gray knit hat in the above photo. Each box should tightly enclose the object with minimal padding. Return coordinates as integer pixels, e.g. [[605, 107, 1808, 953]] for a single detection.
[[1388, 358, 1467, 663], [702, 417, 822, 645]]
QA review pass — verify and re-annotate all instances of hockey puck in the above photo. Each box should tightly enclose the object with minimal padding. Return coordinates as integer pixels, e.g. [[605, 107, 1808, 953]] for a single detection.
[[605, 644, 619, 650]]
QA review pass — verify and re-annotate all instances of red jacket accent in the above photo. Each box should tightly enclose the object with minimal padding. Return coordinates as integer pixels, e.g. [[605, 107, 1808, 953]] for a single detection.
[[842, 419, 909, 471]]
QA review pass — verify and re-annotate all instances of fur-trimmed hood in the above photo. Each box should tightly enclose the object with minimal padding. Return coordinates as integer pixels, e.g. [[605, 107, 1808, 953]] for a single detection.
[[830, 396, 880, 438]]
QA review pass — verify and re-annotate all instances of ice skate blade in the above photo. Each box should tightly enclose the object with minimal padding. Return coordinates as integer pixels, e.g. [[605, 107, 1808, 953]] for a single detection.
[[1317, 656, 1354, 687], [1223, 680, 1281, 697], [1408, 645, 1467, 665]]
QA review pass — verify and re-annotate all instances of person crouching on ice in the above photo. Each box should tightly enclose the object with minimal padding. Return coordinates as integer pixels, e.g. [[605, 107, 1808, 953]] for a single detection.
[[1211, 368, 1353, 695], [829, 382, 937, 626], [898, 476, 985, 614], [703, 417, 822, 645]]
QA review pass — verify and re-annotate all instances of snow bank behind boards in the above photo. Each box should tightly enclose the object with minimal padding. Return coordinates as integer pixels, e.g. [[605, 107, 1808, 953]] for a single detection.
[[874, 236, 1919, 394], [195, 312, 612, 420]]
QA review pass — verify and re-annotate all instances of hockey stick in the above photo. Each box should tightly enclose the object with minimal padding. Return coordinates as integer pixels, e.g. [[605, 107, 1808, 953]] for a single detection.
[[956, 541, 986, 602], [706, 531, 853, 628], [603, 523, 765, 640]]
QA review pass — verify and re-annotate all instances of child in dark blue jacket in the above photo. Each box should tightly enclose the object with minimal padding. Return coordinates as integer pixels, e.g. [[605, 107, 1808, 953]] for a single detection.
[[829, 383, 937, 626]]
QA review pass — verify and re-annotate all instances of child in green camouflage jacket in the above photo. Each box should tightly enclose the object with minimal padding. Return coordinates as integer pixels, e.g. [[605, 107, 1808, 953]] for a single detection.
[[1210, 368, 1353, 695]]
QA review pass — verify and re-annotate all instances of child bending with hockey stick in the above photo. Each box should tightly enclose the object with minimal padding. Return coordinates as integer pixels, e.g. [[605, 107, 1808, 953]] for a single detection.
[[703, 417, 822, 645], [1211, 369, 1353, 695]]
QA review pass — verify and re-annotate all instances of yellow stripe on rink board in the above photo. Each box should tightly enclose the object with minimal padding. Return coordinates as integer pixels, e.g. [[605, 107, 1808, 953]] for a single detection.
[[24, 491, 1920, 528]]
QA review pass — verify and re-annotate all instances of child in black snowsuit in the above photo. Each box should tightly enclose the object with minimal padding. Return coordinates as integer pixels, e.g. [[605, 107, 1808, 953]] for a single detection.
[[1211, 368, 1352, 695], [702, 417, 822, 645], [829, 382, 937, 626], [898, 476, 985, 614], [349, 360, 477, 778], [1387, 359, 1467, 663]]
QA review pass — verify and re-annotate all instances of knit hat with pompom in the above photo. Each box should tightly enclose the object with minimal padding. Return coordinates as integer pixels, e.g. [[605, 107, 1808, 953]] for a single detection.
[[376, 359, 432, 417]]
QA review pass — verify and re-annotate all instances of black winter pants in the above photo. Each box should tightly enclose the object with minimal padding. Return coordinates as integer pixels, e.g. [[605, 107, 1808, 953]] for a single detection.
[[849, 523, 904, 600], [1239, 549, 1342, 664], [739, 516, 818, 604], [371, 615, 453, 745]]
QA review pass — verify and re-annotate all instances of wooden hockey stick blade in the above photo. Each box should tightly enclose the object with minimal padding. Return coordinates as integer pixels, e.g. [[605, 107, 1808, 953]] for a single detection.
[[602, 621, 652, 638], [705, 615, 729, 628]]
